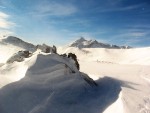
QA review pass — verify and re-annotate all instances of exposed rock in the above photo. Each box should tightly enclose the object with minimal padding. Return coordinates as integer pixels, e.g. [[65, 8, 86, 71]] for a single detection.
[[37, 44, 57, 53], [7, 51, 32, 63], [52, 45, 57, 54], [68, 53, 80, 70]]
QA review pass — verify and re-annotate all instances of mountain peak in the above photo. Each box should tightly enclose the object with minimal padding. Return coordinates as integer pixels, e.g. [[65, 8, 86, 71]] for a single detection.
[[69, 37, 132, 49], [75, 37, 86, 43], [2, 36, 36, 51]]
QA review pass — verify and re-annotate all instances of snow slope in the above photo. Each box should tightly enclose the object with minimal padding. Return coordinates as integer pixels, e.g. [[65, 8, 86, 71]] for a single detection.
[[0, 36, 36, 63], [58, 46, 150, 113], [0, 52, 124, 113], [58, 47, 150, 65], [79, 61, 150, 113], [0, 50, 39, 88]]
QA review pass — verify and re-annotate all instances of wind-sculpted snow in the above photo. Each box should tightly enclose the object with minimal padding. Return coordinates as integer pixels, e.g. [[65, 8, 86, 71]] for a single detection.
[[0, 52, 38, 88], [0, 54, 125, 113]]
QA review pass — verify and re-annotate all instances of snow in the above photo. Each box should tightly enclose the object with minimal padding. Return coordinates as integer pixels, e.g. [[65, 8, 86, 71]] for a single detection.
[[58, 47, 150, 65], [2, 36, 36, 51], [0, 37, 150, 113], [0, 53, 122, 113], [103, 92, 124, 113], [0, 41, 23, 63], [78, 61, 150, 113], [0, 51, 38, 88], [0, 36, 36, 63], [58, 46, 150, 113]]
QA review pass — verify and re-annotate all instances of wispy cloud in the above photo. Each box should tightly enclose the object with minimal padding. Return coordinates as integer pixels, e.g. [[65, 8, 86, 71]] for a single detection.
[[0, 11, 15, 29], [0, 29, 14, 37], [98, 23, 150, 46], [97, 3, 145, 13], [32, 2, 77, 16], [0, 5, 6, 8], [0, 12, 9, 18], [112, 31, 148, 40], [0, 11, 15, 36], [125, 25, 150, 37]]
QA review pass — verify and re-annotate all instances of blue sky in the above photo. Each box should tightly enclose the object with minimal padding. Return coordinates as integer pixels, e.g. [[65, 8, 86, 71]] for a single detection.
[[0, 0, 150, 47]]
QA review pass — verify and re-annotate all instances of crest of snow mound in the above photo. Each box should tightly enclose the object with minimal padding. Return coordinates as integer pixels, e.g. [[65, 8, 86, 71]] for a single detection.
[[69, 37, 132, 49]]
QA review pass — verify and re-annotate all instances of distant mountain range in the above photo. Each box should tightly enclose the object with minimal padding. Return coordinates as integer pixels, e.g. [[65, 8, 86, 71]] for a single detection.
[[1, 36, 132, 50], [69, 37, 132, 49]]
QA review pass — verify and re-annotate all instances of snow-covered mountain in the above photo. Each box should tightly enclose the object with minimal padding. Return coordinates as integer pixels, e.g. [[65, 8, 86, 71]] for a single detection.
[[0, 36, 37, 63], [69, 37, 132, 49], [0, 36, 56, 63], [1, 36, 36, 51]]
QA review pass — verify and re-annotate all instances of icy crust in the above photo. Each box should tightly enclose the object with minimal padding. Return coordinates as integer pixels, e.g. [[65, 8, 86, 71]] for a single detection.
[[0, 54, 123, 113]]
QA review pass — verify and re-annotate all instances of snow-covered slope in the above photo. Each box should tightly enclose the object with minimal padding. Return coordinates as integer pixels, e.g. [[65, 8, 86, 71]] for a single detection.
[[0, 50, 38, 88], [0, 36, 36, 63], [58, 47, 150, 65], [58, 45, 150, 113], [0, 52, 123, 113], [79, 60, 150, 113], [69, 37, 131, 49]]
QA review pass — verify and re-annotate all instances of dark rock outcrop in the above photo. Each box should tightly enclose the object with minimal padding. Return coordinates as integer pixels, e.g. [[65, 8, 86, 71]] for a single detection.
[[68, 53, 80, 70], [7, 51, 32, 63]]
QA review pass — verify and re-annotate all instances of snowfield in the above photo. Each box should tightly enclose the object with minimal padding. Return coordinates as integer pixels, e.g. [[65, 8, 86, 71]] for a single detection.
[[0, 36, 150, 113], [58, 46, 150, 113], [58, 47, 150, 65]]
